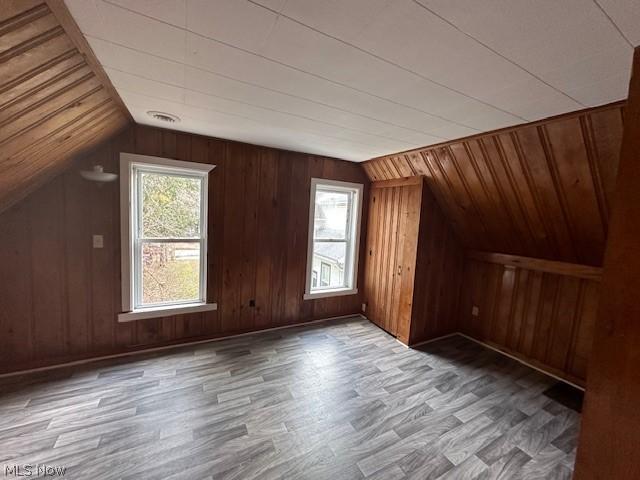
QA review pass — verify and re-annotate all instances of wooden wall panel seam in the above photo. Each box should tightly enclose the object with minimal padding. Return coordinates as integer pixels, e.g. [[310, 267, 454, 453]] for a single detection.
[[0, 60, 86, 112], [565, 280, 585, 373], [0, 26, 65, 62], [579, 115, 609, 233], [0, 71, 95, 128], [0, 4, 50, 35], [510, 131, 560, 258], [3, 98, 115, 165], [0, 49, 77, 95], [459, 257, 599, 385], [362, 104, 623, 266]]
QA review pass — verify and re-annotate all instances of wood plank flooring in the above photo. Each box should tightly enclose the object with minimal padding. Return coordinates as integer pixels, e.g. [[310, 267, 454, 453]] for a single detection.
[[0, 316, 579, 479]]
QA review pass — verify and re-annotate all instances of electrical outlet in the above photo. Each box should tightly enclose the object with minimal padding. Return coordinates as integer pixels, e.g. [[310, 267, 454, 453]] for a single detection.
[[362, 303, 366, 312], [471, 305, 479, 316], [92, 234, 104, 249]]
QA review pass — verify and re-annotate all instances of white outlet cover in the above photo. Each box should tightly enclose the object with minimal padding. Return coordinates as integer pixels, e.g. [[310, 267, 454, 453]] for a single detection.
[[471, 305, 479, 316], [93, 234, 104, 249]]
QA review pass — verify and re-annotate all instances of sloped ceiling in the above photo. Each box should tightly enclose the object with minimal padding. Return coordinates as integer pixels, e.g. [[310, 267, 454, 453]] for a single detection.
[[0, 0, 130, 213], [63, 0, 638, 161], [363, 103, 624, 266]]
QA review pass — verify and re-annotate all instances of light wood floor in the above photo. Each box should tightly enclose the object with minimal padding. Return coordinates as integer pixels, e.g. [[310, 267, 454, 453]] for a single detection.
[[0, 316, 579, 479]]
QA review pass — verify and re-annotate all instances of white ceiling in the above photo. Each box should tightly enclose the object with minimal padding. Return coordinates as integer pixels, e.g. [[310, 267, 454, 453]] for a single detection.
[[65, 0, 639, 161]]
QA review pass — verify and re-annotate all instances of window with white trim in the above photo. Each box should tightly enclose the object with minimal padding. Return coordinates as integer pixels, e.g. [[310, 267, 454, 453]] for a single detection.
[[304, 178, 363, 299], [119, 153, 216, 322]]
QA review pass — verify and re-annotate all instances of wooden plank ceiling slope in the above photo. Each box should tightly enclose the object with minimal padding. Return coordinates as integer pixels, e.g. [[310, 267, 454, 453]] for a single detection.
[[362, 103, 625, 267], [0, 0, 130, 213]]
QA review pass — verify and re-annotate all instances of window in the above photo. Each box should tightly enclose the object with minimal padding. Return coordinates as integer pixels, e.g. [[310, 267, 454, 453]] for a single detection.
[[304, 178, 363, 299], [119, 153, 216, 322], [320, 262, 331, 287]]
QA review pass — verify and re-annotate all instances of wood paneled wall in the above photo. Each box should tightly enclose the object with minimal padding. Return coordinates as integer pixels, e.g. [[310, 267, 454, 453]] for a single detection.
[[364, 179, 423, 339], [409, 181, 464, 344], [363, 177, 463, 346], [0, 125, 369, 373], [459, 253, 601, 386], [362, 103, 624, 266], [575, 47, 640, 480], [0, 0, 130, 213]]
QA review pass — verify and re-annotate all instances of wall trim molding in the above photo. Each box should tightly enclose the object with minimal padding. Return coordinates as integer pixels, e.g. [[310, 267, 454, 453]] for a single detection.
[[360, 315, 584, 391], [467, 250, 603, 281], [456, 333, 585, 391], [1, 313, 584, 393]]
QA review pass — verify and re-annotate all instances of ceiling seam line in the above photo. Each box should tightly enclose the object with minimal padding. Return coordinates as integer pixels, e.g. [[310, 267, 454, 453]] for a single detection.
[[82, 33, 469, 139], [103, 65, 445, 146], [98, 0, 493, 131], [119, 88, 398, 155], [591, 0, 634, 48], [411, 0, 586, 107], [246, 0, 529, 121]]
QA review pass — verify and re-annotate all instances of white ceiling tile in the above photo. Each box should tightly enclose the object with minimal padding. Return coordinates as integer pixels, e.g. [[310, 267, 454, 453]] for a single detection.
[[184, 66, 435, 141], [87, 37, 186, 87], [427, 124, 480, 142], [271, 0, 578, 120], [592, 0, 640, 47], [387, 81, 521, 130], [66, 0, 634, 161], [261, 15, 521, 129], [251, 0, 288, 12], [185, 32, 460, 135], [186, 0, 278, 52], [65, 0, 108, 37], [106, 0, 187, 26], [348, 1, 538, 102], [120, 90, 389, 160], [260, 16, 366, 85], [106, 68, 185, 103], [562, 73, 630, 107], [481, 78, 581, 121], [183, 90, 412, 152], [538, 45, 633, 96], [420, 0, 630, 107], [84, 0, 187, 62], [277, 0, 393, 44]]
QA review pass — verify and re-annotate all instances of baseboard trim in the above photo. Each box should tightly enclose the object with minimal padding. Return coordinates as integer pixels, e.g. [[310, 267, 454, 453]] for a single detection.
[[405, 333, 460, 348], [0, 313, 365, 378], [358, 315, 585, 391], [1, 316, 585, 393], [456, 333, 585, 392]]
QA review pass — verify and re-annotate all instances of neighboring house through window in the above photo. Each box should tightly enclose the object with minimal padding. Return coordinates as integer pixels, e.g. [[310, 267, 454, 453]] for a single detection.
[[320, 261, 331, 287]]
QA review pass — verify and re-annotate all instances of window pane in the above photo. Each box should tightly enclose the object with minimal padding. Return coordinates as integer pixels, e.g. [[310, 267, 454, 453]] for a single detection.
[[141, 172, 201, 238], [312, 241, 346, 290], [141, 242, 200, 305], [314, 190, 350, 240]]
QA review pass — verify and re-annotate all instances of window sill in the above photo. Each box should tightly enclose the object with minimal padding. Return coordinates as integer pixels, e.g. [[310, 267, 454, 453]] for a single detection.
[[118, 302, 217, 323], [303, 288, 358, 300]]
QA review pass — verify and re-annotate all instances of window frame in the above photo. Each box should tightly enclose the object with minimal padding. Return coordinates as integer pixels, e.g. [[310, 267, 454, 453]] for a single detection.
[[304, 178, 363, 300], [118, 153, 216, 323]]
